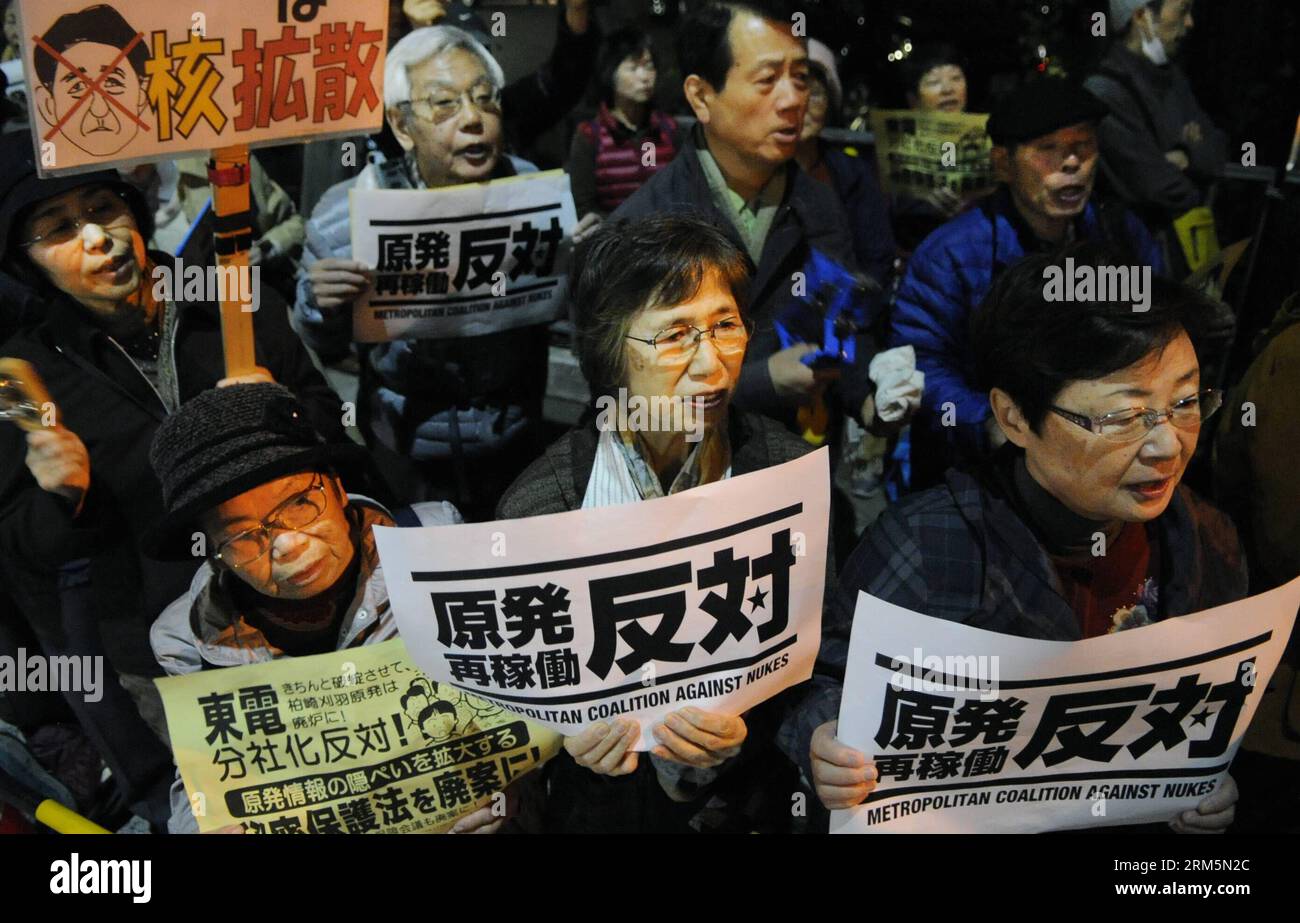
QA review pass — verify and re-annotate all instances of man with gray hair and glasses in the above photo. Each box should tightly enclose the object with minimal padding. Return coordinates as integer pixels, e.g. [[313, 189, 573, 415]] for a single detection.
[[293, 26, 562, 520]]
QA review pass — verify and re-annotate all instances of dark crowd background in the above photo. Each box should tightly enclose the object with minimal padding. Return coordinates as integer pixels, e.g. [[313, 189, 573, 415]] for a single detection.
[[1, 0, 1298, 838], [250, 0, 1300, 382]]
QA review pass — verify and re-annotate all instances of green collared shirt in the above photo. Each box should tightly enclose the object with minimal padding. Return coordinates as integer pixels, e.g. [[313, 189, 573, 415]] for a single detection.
[[696, 139, 787, 264]]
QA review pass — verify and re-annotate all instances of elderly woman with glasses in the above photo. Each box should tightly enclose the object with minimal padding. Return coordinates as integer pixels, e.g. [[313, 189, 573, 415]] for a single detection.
[[293, 25, 573, 521], [784, 243, 1246, 833], [0, 130, 347, 828], [142, 382, 511, 834], [497, 214, 827, 833]]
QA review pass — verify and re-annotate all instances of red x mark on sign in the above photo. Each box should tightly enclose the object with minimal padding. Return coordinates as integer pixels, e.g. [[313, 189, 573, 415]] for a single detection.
[[33, 30, 152, 143]]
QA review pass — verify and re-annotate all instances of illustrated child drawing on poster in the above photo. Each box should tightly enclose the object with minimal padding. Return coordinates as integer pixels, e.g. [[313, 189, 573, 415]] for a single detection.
[[399, 677, 506, 742]]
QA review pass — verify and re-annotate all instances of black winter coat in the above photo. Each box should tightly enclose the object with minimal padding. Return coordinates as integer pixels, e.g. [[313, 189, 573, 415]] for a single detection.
[[0, 257, 347, 675], [497, 411, 829, 833], [611, 128, 878, 430]]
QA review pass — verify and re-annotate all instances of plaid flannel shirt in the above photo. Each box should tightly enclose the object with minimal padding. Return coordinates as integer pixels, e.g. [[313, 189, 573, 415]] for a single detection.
[[777, 452, 1248, 789]]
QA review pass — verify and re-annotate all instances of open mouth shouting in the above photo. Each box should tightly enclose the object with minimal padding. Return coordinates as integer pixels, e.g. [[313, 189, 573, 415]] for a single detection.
[[1125, 476, 1174, 503], [456, 142, 494, 168], [95, 251, 136, 284], [772, 125, 801, 145], [1049, 183, 1089, 211], [283, 557, 327, 587], [685, 391, 727, 414]]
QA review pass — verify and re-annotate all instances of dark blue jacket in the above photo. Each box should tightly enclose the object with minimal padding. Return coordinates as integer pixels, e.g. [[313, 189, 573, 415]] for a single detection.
[[0, 258, 346, 675], [890, 188, 1164, 454], [778, 450, 1248, 786], [612, 127, 877, 428], [822, 145, 895, 288]]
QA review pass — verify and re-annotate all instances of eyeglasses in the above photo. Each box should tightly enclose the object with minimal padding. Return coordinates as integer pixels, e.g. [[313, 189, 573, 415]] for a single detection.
[[1050, 389, 1223, 443], [625, 316, 752, 365], [20, 189, 133, 248], [213, 475, 330, 567], [398, 82, 502, 125]]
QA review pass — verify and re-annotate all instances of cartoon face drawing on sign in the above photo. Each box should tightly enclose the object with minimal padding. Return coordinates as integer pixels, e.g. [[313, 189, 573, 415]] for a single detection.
[[400, 677, 437, 728], [31, 4, 150, 157], [399, 675, 508, 742], [416, 700, 459, 742], [401, 676, 467, 741], [459, 692, 504, 723]]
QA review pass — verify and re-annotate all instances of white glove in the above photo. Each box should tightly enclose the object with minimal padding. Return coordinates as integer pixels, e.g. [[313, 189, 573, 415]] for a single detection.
[[868, 345, 925, 423]]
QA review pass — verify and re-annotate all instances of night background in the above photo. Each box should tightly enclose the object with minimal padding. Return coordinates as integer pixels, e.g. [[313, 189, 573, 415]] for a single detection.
[[499, 0, 1300, 364]]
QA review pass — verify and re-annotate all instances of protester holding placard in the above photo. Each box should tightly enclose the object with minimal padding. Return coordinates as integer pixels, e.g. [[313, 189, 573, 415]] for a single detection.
[[293, 26, 554, 521], [143, 381, 519, 834], [786, 244, 1245, 832], [890, 78, 1164, 489], [495, 213, 821, 833], [612, 1, 888, 440], [0, 131, 348, 828], [301, 0, 600, 216], [890, 42, 973, 248]]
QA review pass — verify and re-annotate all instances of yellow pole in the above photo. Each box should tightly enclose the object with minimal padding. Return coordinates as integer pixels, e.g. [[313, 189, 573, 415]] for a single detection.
[[34, 799, 111, 834], [207, 144, 257, 377], [0, 765, 111, 834]]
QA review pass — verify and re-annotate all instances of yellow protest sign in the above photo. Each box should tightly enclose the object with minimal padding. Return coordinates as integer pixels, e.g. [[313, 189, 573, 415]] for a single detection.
[[868, 109, 994, 202], [155, 639, 560, 834], [1172, 205, 1221, 276], [17, 0, 388, 176]]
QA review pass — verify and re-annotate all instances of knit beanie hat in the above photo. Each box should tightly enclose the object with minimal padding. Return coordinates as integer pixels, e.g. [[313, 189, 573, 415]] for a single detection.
[[807, 39, 843, 115], [145, 383, 369, 560], [1109, 0, 1152, 31]]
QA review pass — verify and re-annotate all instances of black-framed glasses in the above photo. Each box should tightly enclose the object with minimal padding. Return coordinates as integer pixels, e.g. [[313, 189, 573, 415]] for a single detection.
[[1050, 389, 1223, 443], [397, 82, 502, 125], [625, 316, 752, 365], [19, 188, 133, 248], [213, 475, 329, 567]]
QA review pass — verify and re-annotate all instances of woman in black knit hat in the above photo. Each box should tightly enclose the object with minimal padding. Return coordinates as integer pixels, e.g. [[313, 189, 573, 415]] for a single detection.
[[0, 129, 351, 829], [145, 381, 497, 834]]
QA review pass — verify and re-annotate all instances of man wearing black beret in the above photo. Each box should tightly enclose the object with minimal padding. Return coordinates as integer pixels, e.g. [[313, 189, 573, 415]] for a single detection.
[[889, 78, 1166, 488], [144, 382, 493, 834]]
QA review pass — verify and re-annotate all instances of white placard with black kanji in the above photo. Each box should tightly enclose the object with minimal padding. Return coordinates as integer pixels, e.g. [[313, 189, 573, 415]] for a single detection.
[[832, 578, 1300, 833], [375, 449, 830, 748], [351, 170, 576, 342]]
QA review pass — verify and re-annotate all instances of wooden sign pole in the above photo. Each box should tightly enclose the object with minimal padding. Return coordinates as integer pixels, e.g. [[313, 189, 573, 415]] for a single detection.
[[207, 144, 257, 377]]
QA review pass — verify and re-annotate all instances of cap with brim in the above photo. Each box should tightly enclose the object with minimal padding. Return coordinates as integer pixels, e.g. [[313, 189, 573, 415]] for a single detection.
[[145, 383, 371, 561], [986, 79, 1110, 147]]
